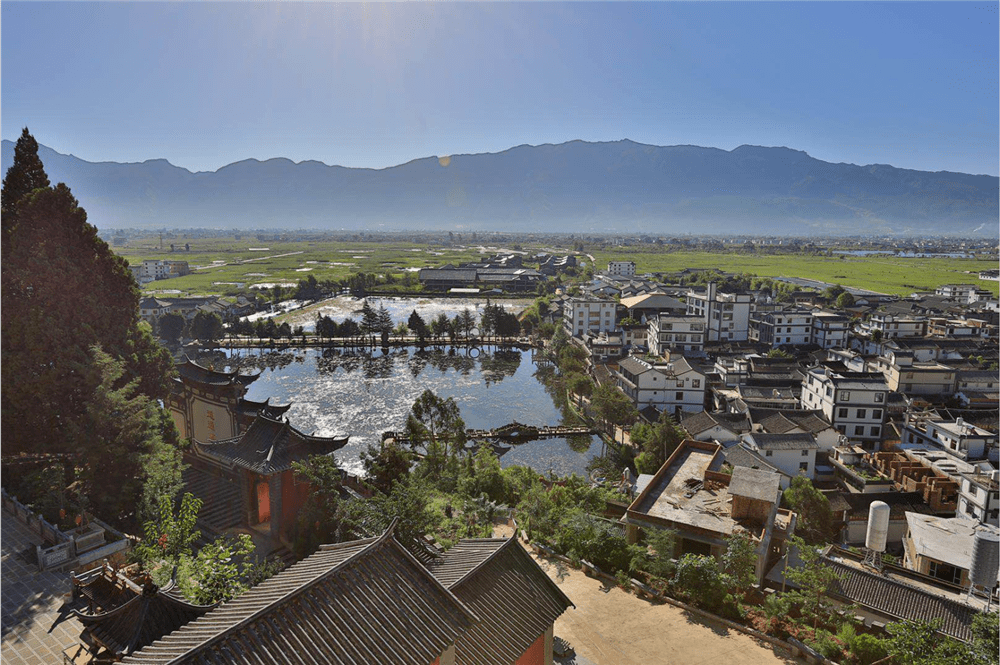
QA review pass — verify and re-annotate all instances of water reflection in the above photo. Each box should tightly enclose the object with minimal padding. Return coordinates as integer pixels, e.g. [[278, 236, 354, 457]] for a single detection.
[[220, 346, 600, 477]]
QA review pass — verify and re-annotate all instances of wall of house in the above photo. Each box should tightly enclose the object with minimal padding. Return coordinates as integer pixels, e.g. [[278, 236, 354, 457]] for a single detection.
[[281, 469, 312, 540], [515, 631, 549, 665], [759, 448, 816, 480]]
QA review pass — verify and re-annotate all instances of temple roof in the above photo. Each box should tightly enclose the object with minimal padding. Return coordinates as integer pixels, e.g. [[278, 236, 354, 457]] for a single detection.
[[174, 357, 260, 388], [122, 523, 479, 665], [193, 414, 348, 475], [236, 397, 292, 420], [429, 538, 574, 665], [73, 577, 214, 657]]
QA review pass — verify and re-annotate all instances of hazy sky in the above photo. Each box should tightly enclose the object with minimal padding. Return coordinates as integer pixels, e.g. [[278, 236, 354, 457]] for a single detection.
[[3, 2, 997, 176]]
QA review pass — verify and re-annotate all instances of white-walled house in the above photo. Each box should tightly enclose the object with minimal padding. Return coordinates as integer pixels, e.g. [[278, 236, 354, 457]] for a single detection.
[[801, 366, 889, 448], [647, 314, 706, 355], [615, 355, 706, 417], [686, 283, 752, 342], [564, 297, 617, 337], [811, 311, 850, 349], [957, 470, 999, 526], [901, 414, 996, 461], [749, 309, 814, 347], [607, 261, 637, 277], [740, 432, 820, 481]]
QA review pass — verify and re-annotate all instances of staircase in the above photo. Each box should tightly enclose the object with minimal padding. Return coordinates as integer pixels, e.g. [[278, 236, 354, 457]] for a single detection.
[[182, 465, 244, 535]]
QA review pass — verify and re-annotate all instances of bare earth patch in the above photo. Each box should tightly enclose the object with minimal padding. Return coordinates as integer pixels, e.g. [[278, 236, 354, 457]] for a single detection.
[[532, 555, 805, 665]]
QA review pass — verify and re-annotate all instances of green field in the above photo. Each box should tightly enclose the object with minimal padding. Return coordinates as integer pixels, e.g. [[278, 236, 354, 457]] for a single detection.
[[115, 238, 489, 296], [588, 248, 1000, 297], [113, 235, 999, 298]]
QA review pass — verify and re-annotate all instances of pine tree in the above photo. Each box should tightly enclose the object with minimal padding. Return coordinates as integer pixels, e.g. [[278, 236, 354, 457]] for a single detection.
[[1, 127, 50, 252], [1, 132, 173, 468]]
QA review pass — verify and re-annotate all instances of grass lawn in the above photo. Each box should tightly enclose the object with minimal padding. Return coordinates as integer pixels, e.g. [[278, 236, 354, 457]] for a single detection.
[[588, 248, 1000, 297], [113, 235, 999, 298], [114, 237, 489, 296]]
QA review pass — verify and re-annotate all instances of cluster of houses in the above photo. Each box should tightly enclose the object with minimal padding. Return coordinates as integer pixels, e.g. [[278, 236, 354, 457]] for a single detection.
[[138, 294, 258, 325], [128, 259, 191, 285], [418, 252, 578, 293], [555, 263, 999, 635]]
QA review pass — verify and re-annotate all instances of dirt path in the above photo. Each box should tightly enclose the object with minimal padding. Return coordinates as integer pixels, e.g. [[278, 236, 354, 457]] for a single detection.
[[533, 555, 804, 665]]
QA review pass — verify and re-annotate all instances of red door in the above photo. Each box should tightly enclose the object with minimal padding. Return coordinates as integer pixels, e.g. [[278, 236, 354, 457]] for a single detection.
[[256, 480, 270, 523]]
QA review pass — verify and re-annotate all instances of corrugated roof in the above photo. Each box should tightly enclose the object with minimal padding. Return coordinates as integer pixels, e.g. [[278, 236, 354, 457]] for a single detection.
[[123, 527, 478, 665], [194, 414, 348, 475]]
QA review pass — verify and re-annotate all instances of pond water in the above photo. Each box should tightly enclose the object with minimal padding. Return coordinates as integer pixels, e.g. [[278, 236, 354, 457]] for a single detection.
[[221, 346, 599, 478]]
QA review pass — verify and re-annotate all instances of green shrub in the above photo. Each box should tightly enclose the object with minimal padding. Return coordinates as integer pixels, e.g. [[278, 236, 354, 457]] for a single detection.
[[809, 629, 845, 661], [672, 554, 727, 612], [849, 634, 888, 665]]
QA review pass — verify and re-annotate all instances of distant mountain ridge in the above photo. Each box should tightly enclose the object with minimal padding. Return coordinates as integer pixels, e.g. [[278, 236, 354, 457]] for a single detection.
[[2, 138, 997, 235]]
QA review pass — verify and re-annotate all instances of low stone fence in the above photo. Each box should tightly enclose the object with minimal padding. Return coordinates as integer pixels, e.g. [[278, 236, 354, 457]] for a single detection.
[[528, 541, 840, 665], [1, 488, 130, 572]]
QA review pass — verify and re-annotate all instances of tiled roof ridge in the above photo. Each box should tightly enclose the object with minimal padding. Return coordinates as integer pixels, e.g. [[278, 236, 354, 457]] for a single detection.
[[449, 537, 576, 612], [154, 521, 478, 665]]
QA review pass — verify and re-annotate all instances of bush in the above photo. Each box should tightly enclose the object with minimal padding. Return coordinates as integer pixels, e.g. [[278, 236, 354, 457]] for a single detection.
[[849, 633, 888, 665], [672, 554, 728, 612], [808, 629, 844, 661]]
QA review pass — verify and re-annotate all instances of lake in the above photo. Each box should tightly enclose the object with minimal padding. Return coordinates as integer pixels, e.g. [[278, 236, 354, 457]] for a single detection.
[[222, 346, 600, 478]]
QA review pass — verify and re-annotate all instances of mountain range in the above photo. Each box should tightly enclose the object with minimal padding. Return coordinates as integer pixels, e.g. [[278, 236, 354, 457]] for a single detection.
[[2, 139, 997, 235]]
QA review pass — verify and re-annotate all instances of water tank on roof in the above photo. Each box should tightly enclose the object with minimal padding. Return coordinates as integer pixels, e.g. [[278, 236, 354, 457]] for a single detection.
[[970, 528, 1000, 589], [866, 501, 890, 553]]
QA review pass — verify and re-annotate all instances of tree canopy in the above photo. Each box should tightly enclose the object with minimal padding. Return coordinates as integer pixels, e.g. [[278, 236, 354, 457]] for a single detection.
[[1, 129, 176, 527]]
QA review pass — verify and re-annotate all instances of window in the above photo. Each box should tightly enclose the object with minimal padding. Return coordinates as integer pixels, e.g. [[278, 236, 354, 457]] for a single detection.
[[801, 449, 809, 456], [872, 409, 882, 420], [870, 426, 880, 437], [663, 323, 673, 331], [676, 380, 684, 387], [838, 408, 848, 419], [765, 450, 773, 457], [855, 425, 865, 436], [856, 409, 867, 419], [928, 561, 962, 586], [692, 379, 701, 388], [675, 392, 683, 400], [799, 462, 809, 471], [840, 391, 851, 401], [874, 393, 885, 403]]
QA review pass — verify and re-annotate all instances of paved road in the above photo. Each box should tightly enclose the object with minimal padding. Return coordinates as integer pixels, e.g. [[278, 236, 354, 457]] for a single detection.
[[1, 515, 83, 664]]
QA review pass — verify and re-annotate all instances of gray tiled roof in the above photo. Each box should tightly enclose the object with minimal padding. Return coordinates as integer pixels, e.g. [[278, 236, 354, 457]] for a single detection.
[[728, 466, 781, 502], [174, 358, 259, 388], [826, 558, 978, 642], [194, 414, 348, 475], [746, 433, 820, 451], [123, 528, 478, 665], [681, 411, 750, 435], [439, 539, 574, 665], [722, 444, 780, 475], [74, 579, 214, 657], [749, 409, 831, 434]]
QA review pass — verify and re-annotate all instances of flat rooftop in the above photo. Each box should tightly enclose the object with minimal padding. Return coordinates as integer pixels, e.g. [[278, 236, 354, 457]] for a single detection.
[[630, 444, 738, 535]]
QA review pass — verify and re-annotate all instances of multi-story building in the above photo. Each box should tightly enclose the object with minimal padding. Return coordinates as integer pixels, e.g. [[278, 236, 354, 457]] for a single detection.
[[902, 414, 996, 461], [811, 311, 850, 349], [647, 314, 706, 355], [862, 313, 928, 339], [563, 297, 617, 337], [607, 260, 637, 277], [884, 352, 957, 396], [958, 470, 1000, 526], [740, 432, 820, 482], [749, 309, 814, 347], [615, 355, 706, 417], [800, 366, 888, 447], [935, 284, 993, 302], [686, 283, 752, 342]]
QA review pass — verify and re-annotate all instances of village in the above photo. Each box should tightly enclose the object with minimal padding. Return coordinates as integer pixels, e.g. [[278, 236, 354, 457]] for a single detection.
[[3, 241, 999, 665]]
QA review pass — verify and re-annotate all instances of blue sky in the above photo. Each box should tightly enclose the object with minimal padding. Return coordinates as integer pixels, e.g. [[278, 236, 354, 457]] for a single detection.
[[3, 2, 997, 175]]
